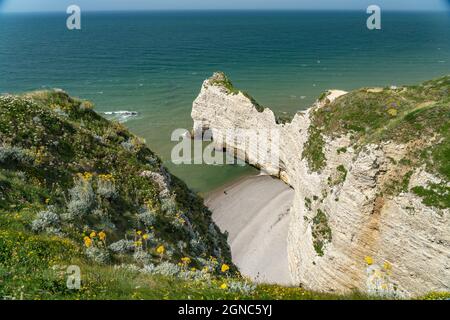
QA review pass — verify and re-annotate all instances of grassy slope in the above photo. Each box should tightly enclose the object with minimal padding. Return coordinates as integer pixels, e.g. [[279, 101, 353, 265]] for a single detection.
[[302, 76, 450, 209]]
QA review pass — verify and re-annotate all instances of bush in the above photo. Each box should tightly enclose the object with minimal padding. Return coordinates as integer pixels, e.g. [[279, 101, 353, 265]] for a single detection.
[[85, 246, 110, 264], [161, 197, 177, 215], [109, 239, 135, 254], [190, 238, 207, 256], [133, 249, 151, 264], [31, 207, 61, 235], [137, 207, 158, 227], [0, 145, 33, 166], [96, 180, 117, 199], [153, 261, 181, 277], [228, 280, 256, 294], [65, 178, 96, 220]]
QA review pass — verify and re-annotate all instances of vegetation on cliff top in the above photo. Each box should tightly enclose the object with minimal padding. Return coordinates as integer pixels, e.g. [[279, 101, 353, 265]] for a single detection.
[[302, 76, 450, 209], [209, 72, 266, 113]]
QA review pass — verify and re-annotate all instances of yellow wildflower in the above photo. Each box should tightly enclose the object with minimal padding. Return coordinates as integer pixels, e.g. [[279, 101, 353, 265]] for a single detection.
[[83, 236, 92, 248], [221, 264, 230, 273], [387, 108, 397, 117], [134, 240, 143, 247], [181, 257, 191, 265], [220, 283, 228, 290], [99, 173, 114, 182], [137, 230, 142, 235], [383, 261, 392, 271], [98, 231, 106, 241], [142, 234, 149, 240], [156, 245, 165, 255], [364, 256, 374, 265], [90, 231, 96, 238], [79, 172, 93, 181]]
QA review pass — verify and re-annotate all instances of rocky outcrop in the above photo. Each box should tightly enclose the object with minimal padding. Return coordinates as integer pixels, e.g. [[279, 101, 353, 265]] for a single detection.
[[192, 72, 450, 297]]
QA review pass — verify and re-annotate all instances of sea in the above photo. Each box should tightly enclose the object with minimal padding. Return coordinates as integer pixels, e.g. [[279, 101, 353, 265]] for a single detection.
[[1, 10, 449, 192]]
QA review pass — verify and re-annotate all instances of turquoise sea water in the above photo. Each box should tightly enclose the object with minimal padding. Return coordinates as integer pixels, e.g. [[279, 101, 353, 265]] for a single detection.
[[1, 11, 449, 192]]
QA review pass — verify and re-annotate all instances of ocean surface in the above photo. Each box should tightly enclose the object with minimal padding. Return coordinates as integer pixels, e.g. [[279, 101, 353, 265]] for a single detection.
[[1, 10, 449, 192]]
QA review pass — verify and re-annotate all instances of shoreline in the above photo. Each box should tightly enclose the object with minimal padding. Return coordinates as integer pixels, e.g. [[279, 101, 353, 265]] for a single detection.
[[205, 174, 294, 285]]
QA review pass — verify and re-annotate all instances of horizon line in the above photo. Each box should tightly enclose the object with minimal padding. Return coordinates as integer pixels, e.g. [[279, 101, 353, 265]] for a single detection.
[[1, 8, 448, 14]]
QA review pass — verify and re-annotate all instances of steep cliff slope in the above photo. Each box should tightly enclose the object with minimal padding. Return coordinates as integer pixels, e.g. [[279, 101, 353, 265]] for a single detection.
[[192, 72, 450, 297], [0, 90, 238, 298]]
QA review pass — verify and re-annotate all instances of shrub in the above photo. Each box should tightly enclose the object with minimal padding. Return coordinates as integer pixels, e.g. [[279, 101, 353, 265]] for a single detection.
[[141, 262, 181, 277], [65, 178, 96, 220], [161, 196, 177, 215], [109, 239, 135, 254], [137, 207, 158, 227], [0, 145, 33, 166], [31, 207, 61, 235], [96, 180, 117, 199], [228, 280, 256, 294], [190, 238, 207, 256], [133, 249, 151, 264], [153, 261, 181, 277], [120, 140, 134, 152], [85, 246, 110, 264]]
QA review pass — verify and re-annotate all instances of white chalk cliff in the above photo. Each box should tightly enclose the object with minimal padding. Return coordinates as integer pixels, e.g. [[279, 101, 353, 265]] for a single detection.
[[192, 72, 450, 297]]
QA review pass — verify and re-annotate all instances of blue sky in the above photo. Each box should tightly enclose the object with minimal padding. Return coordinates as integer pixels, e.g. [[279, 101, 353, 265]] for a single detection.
[[1, 0, 449, 12]]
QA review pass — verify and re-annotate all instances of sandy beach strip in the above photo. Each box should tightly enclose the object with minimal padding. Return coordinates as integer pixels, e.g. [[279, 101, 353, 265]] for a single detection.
[[205, 174, 294, 285]]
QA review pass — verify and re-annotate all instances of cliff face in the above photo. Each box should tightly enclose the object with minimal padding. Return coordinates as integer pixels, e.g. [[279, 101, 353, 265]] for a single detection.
[[192, 72, 450, 297]]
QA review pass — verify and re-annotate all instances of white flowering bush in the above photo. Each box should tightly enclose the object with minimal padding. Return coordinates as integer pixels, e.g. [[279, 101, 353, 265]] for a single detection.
[[85, 246, 110, 264], [190, 238, 207, 256], [65, 176, 96, 220], [96, 179, 117, 199], [149, 261, 181, 277], [109, 239, 135, 253], [137, 207, 158, 227], [141, 262, 179, 277], [161, 196, 177, 215], [0, 145, 33, 165], [133, 249, 151, 264], [228, 280, 256, 295], [31, 207, 62, 235]]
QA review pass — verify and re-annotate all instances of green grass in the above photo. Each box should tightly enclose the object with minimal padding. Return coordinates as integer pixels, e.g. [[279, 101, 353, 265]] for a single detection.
[[301, 76, 449, 209], [311, 209, 332, 257], [0, 223, 447, 300], [328, 165, 347, 186], [302, 126, 326, 172], [209, 72, 265, 112], [412, 183, 450, 210]]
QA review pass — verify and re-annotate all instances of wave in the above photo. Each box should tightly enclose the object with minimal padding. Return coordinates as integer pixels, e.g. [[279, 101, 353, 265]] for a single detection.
[[102, 111, 139, 123]]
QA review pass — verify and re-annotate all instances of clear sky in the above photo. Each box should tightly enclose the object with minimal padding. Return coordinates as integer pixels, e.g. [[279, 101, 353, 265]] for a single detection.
[[1, 0, 449, 12]]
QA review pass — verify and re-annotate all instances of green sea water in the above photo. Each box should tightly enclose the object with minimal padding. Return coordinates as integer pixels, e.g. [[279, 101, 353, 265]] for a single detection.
[[0, 11, 449, 192]]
